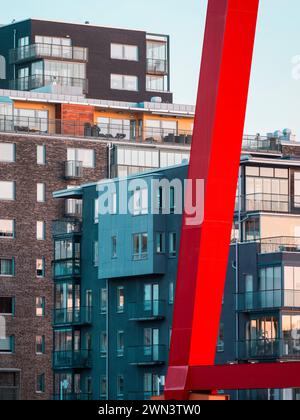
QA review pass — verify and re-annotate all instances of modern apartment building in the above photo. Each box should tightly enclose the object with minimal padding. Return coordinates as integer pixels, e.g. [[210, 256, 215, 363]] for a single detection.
[[0, 19, 172, 103], [52, 134, 300, 401], [0, 87, 194, 400]]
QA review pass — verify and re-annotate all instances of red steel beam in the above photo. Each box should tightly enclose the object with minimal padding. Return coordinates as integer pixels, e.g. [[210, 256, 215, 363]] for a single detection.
[[165, 0, 260, 400]]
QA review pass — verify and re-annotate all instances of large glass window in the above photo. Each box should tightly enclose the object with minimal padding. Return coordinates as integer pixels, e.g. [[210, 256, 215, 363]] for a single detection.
[[97, 117, 132, 140], [43, 60, 86, 79], [35, 36, 72, 46], [14, 109, 48, 133], [0, 181, 15, 201], [0, 297, 14, 315], [284, 266, 300, 307], [54, 239, 79, 261], [67, 148, 95, 168], [111, 44, 138, 61], [0, 259, 14, 276], [0, 143, 15, 163], [146, 75, 168, 92], [282, 315, 300, 357], [111, 74, 138, 91], [147, 41, 167, 60], [145, 119, 177, 141], [0, 220, 14, 238], [294, 173, 300, 208]]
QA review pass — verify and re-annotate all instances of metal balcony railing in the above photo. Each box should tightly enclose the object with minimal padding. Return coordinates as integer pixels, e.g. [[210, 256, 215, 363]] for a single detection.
[[53, 306, 92, 326], [238, 339, 300, 361], [129, 301, 166, 321], [9, 74, 88, 94], [65, 160, 83, 179], [52, 349, 92, 370], [146, 58, 168, 74], [9, 43, 88, 64], [128, 345, 167, 366], [242, 135, 282, 153], [52, 220, 82, 237], [53, 259, 81, 279], [52, 393, 92, 401]]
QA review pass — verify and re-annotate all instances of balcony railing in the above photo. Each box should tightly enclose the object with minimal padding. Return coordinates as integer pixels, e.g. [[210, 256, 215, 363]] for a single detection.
[[242, 135, 282, 153], [65, 160, 83, 179], [9, 75, 88, 94], [9, 43, 88, 64], [237, 290, 300, 311], [129, 301, 166, 321], [235, 193, 291, 213], [238, 339, 300, 361], [52, 349, 92, 370], [65, 199, 83, 219], [53, 306, 92, 326], [146, 58, 168, 74], [52, 220, 82, 237], [52, 393, 92, 401], [259, 237, 300, 254], [128, 345, 167, 366], [53, 259, 81, 279]]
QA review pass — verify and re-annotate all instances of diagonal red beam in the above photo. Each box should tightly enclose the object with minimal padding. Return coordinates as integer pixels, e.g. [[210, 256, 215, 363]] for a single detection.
[[165, 0, 260, 399]]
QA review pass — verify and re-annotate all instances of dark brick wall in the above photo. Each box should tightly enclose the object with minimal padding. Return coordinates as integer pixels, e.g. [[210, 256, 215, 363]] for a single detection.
[[0, 132, 108, 400]]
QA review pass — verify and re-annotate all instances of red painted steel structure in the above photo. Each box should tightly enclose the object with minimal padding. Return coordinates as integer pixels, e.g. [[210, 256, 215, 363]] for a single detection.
[[165, 0, 300, 400]]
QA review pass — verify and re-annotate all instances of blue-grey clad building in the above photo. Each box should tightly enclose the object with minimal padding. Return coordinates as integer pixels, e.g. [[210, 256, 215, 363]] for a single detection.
[[52, 137, 300, 400]]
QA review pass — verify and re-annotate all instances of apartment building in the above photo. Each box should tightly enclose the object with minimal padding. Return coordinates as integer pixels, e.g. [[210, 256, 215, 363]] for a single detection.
[[0, 19, 172, 103], [52, 134, 300, 401], [0, 88, 194, 400]]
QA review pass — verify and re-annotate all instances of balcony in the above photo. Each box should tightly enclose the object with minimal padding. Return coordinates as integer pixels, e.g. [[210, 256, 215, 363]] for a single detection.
[[9, 43, 88, 64], [259, 237, 300, 254], [146, 58, 168, 75], [128, 345, 167, 366], [52, 350, 92, 370], [238, 339, 300, 361], [9, 74, 88, 94], [65, 199, 83, 219], [52, 393, 92, 401], [53, 307, 92, 327], [65, 161, 83, 180], [237, 290, 300, 312], [236, 193, 290, 213], [52, 220, 82, 238], [242, 135, 282, 154], [129, 301, 166, 322], [53, 259, 80, 279]]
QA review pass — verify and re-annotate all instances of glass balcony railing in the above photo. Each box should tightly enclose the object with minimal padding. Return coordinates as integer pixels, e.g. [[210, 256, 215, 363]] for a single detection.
[[242, 135, 282, 153], [237, 290, 300, 312], [52, 220, 82, 237], [129, 301, 166, 321], [9, 43, 88, 64], [9, 75, 88, 94], [146, 58, 168, 74], [52, 393, 92, 401], [128, 345, 167, 366], [65, 160, 83, 179], [245, 193, 289, 213], [53, 259, 81, 279], [259, 237, 300, 254], [238, 339, 300, 361], [52, 350, 92, 370], [53, 307, 92, 326]]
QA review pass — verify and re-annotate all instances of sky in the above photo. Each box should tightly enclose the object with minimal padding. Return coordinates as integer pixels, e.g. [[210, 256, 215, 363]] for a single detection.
[[2, 0, 300, 138]]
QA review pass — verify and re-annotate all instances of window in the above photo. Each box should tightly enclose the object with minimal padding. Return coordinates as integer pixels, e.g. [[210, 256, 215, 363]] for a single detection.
[[37, 145, 46, 165], [133, 188, 148, 216], [0, 336, 14, 353], [133, 233, 148, 260], [100, 332, 107, 357], [111, 44, 138, 61], [0, 143, 15, 163], [36, 336, 45, 354], [14, 109, 48, 133], [18, 36, 29, 47], [36, 297, 45, 317], [295, 173, 300, 208], [97, 117, 132, 141], [170, 187, 176, 214], [36, 222, 45, 240], [36, 374, 45, 393], [259, 266, 282, 291], [0, 181, 15, 201], [35, 35, 72, 46], [111, 74, 138, 91], [93, 241, 99, 267], [144, 373, 159, 398], [156, 233, 165, 254], [112, 236, 117, 259], [169, 233, 177, 257], [94, 199, 99, 224], [117, 375, 125, 400], [217, 324, 225, 353], [100, 376, 107, 400], [0, 297, 14, 315], [146, 75, 168, 92], [117, 331, 124, 357], [37, 183, 46, 203], [0, 220, 14, 238], [117, 287, 125, 313], [36, 259, 45, 278], [67, 148, 95, 168], [100, 288, 107, 314], [284, 266, 300, 307], [169, 282, 174, 305], [0, 55, 6, 80], [0, 259, 14, 276]]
